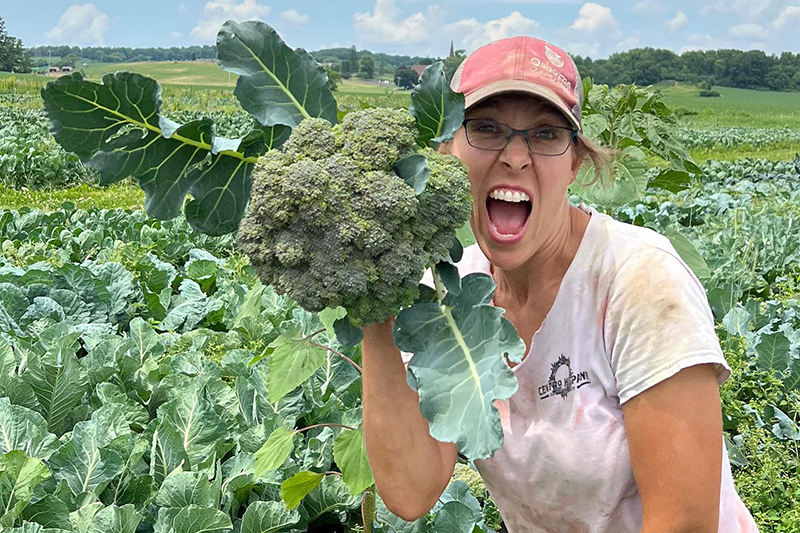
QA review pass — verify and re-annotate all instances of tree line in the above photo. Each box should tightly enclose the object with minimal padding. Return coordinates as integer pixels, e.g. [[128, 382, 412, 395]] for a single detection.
[[573, 47, 800, 92], [26, 44, 217, 66]]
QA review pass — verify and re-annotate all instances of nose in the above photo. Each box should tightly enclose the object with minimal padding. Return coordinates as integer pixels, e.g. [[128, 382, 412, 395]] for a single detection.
[[499, 133, 532, 171]]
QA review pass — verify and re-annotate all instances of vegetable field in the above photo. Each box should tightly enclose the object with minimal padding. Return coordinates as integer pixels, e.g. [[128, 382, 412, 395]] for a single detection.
[[1, 29, 799, 533]]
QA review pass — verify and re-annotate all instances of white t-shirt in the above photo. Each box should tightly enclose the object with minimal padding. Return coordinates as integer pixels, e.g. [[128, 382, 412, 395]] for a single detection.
[[408, 204, 759, 533]]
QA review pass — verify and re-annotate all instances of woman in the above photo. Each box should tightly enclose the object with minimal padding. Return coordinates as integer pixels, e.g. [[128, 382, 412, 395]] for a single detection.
[[362, 36, 758, 533]]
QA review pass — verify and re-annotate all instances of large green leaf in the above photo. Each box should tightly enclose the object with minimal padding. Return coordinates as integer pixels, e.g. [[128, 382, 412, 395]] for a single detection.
[[155, 471, 216, 508], [266, 326, 327, 403], [48, 405, 129, 495], [153, 506, 232, 533], [20, 494, 70, 530], [571, 145, 649, 208], [394, 273, 525, 460], [661, 228, 710, 280], [0, 398, 60, 459], [217, 20, 338, 128], [297, 475, 360, 523], [333, 426, 374, 496], [86, 504, 142, 533], [23, 343, 88, 434], [0, 451, 52, 527], [280, 471, 324, 510], [253, 427, 296, 478], [150, 423, 190, 487], [409, 63, 465, 148], [41, 72, 262, 236], [755, 332, 791, 376], [239, 500, 301, 533], [156, 387, 229, 467]]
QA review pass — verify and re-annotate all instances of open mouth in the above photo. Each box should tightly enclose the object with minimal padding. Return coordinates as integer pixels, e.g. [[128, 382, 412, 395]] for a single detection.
[[485, 188, 532, 244]]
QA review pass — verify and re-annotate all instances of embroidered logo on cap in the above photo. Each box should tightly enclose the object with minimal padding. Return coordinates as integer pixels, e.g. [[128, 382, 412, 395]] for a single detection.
[[545, 45, 565, 68]]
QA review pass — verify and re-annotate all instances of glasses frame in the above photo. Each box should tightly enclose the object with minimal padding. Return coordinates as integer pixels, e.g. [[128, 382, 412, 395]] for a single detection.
[[462, 119, 579, 156]]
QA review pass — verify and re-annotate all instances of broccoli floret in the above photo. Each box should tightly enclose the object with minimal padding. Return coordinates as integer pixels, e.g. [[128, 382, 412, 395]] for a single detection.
[[333, 107, 418, 172], [237, 108, 472, 326], [283, 117, 336, 161]]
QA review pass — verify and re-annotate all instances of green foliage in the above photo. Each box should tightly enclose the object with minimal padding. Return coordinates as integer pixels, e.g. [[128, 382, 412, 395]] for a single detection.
[[572, 79, 701, 207], [0, 18, 31, 74], [236, 108, 472, 327]]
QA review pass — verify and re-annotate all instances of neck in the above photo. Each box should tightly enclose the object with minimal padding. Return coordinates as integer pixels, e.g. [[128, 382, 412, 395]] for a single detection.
[[492, 204, 590, 309]]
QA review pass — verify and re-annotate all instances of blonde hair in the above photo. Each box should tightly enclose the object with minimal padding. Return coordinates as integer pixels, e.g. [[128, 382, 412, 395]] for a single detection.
[[573, 133, 615, 187]]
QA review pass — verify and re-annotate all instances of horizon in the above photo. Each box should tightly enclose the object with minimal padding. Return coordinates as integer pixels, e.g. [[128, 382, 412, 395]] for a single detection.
[[4, 1, 800, 60]]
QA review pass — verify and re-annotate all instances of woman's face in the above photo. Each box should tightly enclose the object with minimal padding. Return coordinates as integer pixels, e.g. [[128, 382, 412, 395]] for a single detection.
[[445, 93, 584, 271]]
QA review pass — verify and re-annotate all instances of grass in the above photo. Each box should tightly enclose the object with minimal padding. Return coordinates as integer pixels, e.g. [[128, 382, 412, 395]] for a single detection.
[[659, 84, 800, 130], [0, 182, 144, 211]]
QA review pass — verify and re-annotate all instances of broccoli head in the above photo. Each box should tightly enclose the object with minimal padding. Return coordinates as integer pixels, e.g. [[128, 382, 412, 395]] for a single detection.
[[237, 107, 472, 326]]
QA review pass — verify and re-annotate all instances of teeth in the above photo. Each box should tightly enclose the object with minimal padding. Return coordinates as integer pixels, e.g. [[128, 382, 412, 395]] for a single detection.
[[489, 188, 530, 203]]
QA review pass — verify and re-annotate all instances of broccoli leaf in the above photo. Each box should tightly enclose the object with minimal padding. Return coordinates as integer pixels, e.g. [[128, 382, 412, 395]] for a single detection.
[[409, 62, 465, 148], [393, 154, 430, 195], [393, 273, 526, 460], [217, 20, 338, 128], [41, 72, 261, 236]]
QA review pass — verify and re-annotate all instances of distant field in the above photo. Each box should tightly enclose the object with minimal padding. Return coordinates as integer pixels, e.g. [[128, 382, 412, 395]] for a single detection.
[[82, 60, 236, 86], [659, 84, 800, 130]]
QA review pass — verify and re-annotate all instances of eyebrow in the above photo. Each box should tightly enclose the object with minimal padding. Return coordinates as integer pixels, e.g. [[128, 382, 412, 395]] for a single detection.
[[470, 116, 570, 129]]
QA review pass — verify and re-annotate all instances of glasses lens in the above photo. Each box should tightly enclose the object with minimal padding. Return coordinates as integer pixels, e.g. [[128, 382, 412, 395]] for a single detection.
[[528, 127, 573, 156], [465, 120, 510, 150]]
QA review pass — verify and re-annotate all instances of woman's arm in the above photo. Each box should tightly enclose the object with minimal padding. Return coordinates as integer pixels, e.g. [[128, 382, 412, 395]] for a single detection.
[[622, 363, 723, 533], [361, 318, 459, 521]]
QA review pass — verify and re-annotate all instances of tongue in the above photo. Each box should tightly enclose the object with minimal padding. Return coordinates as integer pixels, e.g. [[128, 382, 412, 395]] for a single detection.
[[488, 199, 529, 235]]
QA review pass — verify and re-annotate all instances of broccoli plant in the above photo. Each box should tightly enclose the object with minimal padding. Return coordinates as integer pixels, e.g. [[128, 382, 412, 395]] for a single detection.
[[40, 18, 525, 521], [237, 109, 472, 327]]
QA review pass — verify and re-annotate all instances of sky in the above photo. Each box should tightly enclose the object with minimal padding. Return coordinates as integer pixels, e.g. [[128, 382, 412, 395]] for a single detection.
[[4, 0, 800, 59]]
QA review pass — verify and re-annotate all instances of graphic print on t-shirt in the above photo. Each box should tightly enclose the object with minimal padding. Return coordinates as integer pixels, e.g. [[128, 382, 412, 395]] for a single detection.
[[537, 354, 592, 400]]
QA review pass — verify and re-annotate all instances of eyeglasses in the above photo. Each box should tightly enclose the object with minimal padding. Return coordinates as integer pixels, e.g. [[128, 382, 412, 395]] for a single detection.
[[462, 119, 578, 156]]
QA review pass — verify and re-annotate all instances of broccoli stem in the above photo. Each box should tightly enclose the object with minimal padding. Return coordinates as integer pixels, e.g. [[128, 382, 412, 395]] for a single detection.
[[432, 265, 447, 303]]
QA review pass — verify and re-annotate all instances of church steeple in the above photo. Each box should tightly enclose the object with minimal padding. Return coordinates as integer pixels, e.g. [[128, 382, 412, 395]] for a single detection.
[[449, 41, 455, 58]]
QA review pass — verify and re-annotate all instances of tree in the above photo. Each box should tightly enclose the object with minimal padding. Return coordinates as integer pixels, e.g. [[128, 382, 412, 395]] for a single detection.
[[325, 65, 342, 91], [395, 67, 418, 90], [0, 16, 31, 73], [58, 53, 80, 68], [344, 45, 358, 78], [443, 49, 466, 85], [359, 53, 374, 79]]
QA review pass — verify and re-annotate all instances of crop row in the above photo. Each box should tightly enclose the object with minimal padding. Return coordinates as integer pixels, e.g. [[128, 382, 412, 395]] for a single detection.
[[676, 127, 800, 148]]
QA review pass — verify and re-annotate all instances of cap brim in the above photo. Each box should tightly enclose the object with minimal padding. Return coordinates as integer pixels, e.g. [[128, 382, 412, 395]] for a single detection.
[[464, 80, 581, 131]]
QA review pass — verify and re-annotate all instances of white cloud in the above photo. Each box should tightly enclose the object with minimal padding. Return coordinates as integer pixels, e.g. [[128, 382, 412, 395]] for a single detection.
[[774, 5, 800, 28], [665, 10, 688, 30], [679, 33, 735, 53], [281, 9, 309, 26], [563, 41, 601, 57], [171, 31, 182, 39], [353, 0, 444, 45], [45, 4, 110, 45], [444, 11, 540, 50], [728, 23, 768, 39], [701, 0, 774, 19], [571, 3, 618, 33], [179, 4, 187, 12], [631, 0, 666, 13], [614, 32, 640, 51], [190, 0, 271, 42]]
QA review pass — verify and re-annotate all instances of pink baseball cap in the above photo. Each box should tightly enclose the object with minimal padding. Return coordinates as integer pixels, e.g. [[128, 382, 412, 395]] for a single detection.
[[450, 37, 583, 131]]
